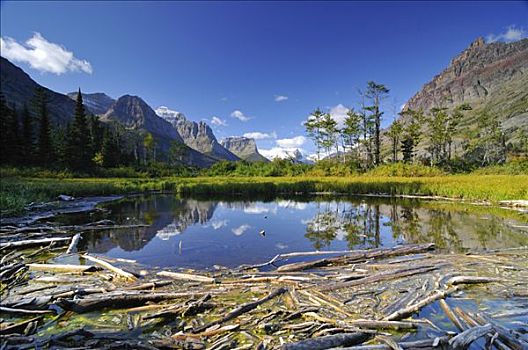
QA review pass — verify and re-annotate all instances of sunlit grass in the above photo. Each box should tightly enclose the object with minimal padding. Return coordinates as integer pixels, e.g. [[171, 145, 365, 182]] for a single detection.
[[1, 174, 526, 216]]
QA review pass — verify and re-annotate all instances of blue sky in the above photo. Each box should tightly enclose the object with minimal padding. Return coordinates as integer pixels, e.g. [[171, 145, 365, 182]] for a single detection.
[[1, 1, 527, 159]]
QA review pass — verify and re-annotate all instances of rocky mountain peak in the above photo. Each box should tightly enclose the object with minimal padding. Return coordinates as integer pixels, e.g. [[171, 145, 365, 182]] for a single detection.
[[221, 137, 269, 162], [155, 106, 239, 161], [67, 91, 115, 115]]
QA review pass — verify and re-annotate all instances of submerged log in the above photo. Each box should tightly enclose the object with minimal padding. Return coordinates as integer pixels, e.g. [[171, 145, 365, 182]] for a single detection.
[[57, 292, 205, 313], [384, 287, 459, 321], [281, 332, 370, 350], [336, 336, 450, 349], [448, 324, 492, 349], [193, 287, 287, 333]]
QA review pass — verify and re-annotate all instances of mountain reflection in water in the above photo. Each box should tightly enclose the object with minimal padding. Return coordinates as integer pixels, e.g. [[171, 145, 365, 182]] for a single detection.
[[77, 194, 528, 269]]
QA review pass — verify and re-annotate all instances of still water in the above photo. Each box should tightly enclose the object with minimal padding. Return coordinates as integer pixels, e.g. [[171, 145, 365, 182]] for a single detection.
[[56, 194, 528, 269]]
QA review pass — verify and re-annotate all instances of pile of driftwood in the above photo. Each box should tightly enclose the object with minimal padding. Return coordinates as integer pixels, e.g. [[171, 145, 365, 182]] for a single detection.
[[1, 218, 528, 349]]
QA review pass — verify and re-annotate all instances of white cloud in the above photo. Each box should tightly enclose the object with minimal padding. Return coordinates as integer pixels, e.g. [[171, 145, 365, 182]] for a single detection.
[[244, 205, 270, 214], [277, 200, 307, 210], [232, 224, 251, 236], [231, 110, 251, 122], [211, 116, 227, 126], [211, 219, 228, 230], [276, 136, 306, 148], [329, 104, 350, 127], [243, 131, 277, 140], [486, 25, 527, 43], [0, 32, 92, 74], [274, 95, 288, 102]]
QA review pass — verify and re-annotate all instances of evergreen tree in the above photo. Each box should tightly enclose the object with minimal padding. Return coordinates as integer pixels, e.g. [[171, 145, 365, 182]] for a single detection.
[[101, 129, 121, 167], [0, 93, 19, 164], [365, 81, 389, 165], [342, 109, 362, 162], [21, 104, 34, 164], [387, 119, 403, 163], [67, 89, 93, 171], [33, 87, 54, 166], [304, 109, 325, 161]]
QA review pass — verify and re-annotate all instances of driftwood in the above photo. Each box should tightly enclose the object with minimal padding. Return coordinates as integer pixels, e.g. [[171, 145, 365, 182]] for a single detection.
[[193, 287, 287, 333], [446, 275, 503, 286], [336, 336, 449, 349], [319, 265, 439, 292], [0, 306, 55, 315], [27, 263, 99, 273], [385, 287, 459, 321], [439, 299, 465, 331], [81, 254, 137, 281], [0, 237, 70, 249], [65, 233, 81, 254], [57, 291, 205, 313], [277, 243, 435, 272], [448, 324, 492, 349], [157, 270, 216, 283], [281, 332, 370, 350]]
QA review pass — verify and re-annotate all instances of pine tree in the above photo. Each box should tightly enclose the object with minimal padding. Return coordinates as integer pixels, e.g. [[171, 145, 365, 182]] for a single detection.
[[365, 81, 389, 166], [67, 89, 93, 171], [0, 92, 17, 164], [33, 87, 54, 166], [21, 104, 34, 164], [101, 129, 121, 167]]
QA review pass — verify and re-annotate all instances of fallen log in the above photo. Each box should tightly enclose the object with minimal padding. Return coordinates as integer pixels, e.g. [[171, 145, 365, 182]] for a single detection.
[[193, 287, 287, 333], [157, 270, 216, 283], [27, 263, 99, 273], [0, 306, 55, 315], [384, 286, 459, 321], [281, 332, 370, 350], [0, 316, 42, 336], [0, 237, 70, 249], [65, 233, 81, 254], [446, 276, 503, 286], [334, 336, 449, 349], [448, 324, 492, 349], [81, 254, 137, 281], [277, 244, 435, 273], [319, 265, 439, 292], [57, 292, 206, 313]]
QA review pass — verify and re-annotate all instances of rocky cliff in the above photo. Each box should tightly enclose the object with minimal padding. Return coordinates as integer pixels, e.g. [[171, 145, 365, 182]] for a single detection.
[[156, 106, 240, 161], [403, 37, 528, 143], [221, 137, 269, 162], [67, 92, 115, 115]]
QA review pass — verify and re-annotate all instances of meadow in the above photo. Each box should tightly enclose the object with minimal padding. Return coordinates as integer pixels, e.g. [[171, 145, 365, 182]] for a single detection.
[[2, 172, 527, 216]]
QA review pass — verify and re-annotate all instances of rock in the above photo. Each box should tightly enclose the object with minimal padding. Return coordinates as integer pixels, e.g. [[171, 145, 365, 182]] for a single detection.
[[58, 195, 75, 201], [156, 107, 240, 161], [221, 137, 269, 162], [67, 92, 115, 115]]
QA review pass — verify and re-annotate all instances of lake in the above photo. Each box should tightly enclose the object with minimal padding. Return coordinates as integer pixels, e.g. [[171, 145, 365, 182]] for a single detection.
[[53, 194, 528, 269]]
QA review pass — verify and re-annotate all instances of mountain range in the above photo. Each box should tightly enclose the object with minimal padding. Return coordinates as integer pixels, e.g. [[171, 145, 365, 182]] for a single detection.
[[0, 56, 267, 167]]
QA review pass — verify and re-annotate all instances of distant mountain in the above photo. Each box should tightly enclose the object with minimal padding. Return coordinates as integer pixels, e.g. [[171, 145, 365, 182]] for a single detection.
[[221, 137, 269, 162], [400, 37, 528, 148], [156, 106, 240, 161], [101, 96, 217, 167], [67, 92, 115, 115], [0, 57, 76, 125]]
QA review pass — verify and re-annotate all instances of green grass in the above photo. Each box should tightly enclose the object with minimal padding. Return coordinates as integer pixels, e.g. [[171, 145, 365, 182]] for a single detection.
[[2, 174, 527, 216]]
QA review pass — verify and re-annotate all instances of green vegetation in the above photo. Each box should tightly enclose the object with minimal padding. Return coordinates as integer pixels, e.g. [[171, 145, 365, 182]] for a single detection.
[[2, 171, 526, 216]]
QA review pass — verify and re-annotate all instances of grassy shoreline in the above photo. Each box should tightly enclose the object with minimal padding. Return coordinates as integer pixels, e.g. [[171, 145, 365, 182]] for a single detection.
[[1, 174, 527, 216]]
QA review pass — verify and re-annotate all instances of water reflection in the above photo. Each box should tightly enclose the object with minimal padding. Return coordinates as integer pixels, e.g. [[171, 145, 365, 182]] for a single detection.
[[77, 195, 528, 268]]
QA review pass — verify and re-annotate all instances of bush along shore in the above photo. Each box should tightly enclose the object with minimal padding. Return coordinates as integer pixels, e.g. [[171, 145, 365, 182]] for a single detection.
[[2, 174, 528, 216], [1, 209, 528, 349]]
